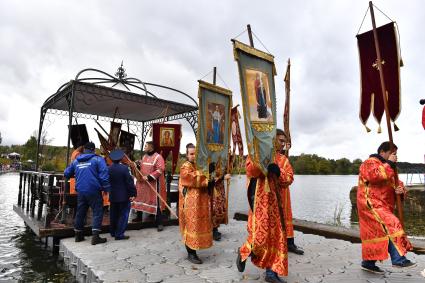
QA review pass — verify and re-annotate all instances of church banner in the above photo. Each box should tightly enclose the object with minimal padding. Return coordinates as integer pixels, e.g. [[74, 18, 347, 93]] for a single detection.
[[357, 22, 401, 132], [196, 80, 232, 177], [70, 124, 89, 149], [232, 39, 277, 174], [152, 123, 182, 174], [119, 130, 136, 159], [231, 105, 244, 170]]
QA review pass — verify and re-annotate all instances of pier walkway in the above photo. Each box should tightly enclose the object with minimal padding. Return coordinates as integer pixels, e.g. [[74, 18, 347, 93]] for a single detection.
[[60, 219, 425, 283]]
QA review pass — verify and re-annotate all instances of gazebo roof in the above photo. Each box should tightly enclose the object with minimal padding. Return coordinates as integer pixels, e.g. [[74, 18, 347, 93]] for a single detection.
[[43, 80, 198, 124], [41, 65, 198, 126]]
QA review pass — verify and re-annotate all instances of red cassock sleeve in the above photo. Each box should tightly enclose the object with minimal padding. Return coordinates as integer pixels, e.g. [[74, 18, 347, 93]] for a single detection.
[[179, 162, 208, 188], [277, 155, 294, 187], [149, 154, 165, 180], [246, 156, 264, 179], [360, 159, 395, 185]]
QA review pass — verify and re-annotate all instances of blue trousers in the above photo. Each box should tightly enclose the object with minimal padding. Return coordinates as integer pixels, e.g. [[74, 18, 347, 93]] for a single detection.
[[362, 240, 407, 267], [110, 201, 131, 239], [74, 192, 104, 232]]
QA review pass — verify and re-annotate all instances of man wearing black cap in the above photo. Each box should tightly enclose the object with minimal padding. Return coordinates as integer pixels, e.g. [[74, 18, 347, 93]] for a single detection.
[[108, 149, 137, 240], [64, 142, 111, 245]]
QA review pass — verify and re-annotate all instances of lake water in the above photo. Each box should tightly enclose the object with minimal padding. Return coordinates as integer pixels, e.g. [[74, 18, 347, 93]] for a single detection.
[[0, 173, 74, 282], [228, 174, 359, 227], [0, 172, 422, 281]]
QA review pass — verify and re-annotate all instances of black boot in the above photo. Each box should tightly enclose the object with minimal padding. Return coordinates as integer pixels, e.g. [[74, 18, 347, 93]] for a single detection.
[[186, 245, 202, 264], [74, 231, 85, 242], [91, 231, 107, 245], [213, 227, 222, 241], [287, 238, 304, 255], [236, 248, 246, 272], [132, 211, 143, 222], [188, 252, 203, 264]]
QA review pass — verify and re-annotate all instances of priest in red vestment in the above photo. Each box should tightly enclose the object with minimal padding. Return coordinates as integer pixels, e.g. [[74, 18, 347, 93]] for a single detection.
[[236, 150, 291, 282], [132, 141, 166, 231], [178, 143, 214, 264], [357, 141, 414, 273]]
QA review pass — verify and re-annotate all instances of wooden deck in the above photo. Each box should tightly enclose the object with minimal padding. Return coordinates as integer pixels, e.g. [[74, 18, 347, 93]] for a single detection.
[[14, 204, 178, 238], [14, 171, 180, 242]]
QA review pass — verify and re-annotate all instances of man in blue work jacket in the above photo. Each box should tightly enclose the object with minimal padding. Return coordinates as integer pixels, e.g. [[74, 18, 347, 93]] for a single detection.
[[64, 142, 111, 245], [108, 149, 137, 240]]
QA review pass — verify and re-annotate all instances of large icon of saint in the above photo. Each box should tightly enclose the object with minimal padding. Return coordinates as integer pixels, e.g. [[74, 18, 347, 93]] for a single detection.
[[255, 73, 268, 119]]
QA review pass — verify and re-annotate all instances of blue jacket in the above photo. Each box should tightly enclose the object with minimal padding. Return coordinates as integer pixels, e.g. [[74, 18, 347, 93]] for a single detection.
[[108, 163, 137, 203], [64, 153, 111, 195]]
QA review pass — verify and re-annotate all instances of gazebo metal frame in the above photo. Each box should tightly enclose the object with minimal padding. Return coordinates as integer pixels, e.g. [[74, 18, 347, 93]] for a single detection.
[[36, 63, 198, 170]]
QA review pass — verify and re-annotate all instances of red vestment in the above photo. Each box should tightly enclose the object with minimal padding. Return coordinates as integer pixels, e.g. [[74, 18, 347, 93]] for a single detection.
[[212, 178, 226, 228], [132, 152, 166, 214], [239, 156, 289, 276], [276, 153, 295, 238], [357, 156, 412, 260], [178, 161, 212, 250]]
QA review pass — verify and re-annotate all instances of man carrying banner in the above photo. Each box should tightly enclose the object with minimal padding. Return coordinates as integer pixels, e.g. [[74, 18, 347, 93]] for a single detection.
[[179, 143, 214, 264], [357, 142, 414, 273], [236, 154, 290, 282], [132, 141, 166, 232], [275, 129, 303, 255]]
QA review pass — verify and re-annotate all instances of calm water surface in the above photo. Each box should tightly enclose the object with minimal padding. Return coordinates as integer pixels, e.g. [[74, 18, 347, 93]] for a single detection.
[[228, 174, 358, 226], [0, 173, 74, 282]]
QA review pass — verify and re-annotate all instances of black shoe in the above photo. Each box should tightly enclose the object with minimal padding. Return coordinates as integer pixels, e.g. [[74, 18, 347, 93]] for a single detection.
[[157, 224, 164, 232], [74, 231, 85, 242], [187, 253, 203, 264], [115, 235, 130, 240], [213, 230, 222, 241], [265, 273, 286, 283], [91, 232, 107, 245], [288, 244, 304, 255], [236, 248, 246, 272], [361, 264, 385, 274], [392, 260, 416, 268]]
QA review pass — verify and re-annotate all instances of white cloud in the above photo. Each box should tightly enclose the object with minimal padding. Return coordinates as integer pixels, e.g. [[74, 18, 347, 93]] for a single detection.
[[0, 0, 424, 163]]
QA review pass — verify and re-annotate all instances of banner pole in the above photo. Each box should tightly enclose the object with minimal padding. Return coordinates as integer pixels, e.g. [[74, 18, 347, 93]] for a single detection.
[[283, 58, 291, 157], [247, 24, 254, 47], [369, 1, 404, 227]]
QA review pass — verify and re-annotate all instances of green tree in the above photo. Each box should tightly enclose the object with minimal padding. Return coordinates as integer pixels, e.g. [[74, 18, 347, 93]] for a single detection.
[[293, 154, 318, 174], [23, 135, 37, 161], [335, 158, 351, 175], [0, 131, 2, 145], [317, 159, 332, 174], [351, 158, 362, 174]]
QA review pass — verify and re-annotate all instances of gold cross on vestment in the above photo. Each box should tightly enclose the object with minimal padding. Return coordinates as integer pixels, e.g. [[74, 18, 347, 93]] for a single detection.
[[372, 59, 385, 70]]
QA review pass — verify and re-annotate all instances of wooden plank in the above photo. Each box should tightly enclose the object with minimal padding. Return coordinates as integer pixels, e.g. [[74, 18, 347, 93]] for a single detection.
[[233, 211, 425, 254]]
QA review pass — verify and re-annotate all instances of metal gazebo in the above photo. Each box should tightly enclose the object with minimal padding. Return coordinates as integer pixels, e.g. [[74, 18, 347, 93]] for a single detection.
[[35, 64, 199, 170]]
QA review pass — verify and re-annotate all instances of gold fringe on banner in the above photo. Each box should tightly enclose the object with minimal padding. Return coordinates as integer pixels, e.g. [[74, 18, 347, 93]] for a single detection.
[[364, 124, 371, 133], [394, 123, 400, 131]]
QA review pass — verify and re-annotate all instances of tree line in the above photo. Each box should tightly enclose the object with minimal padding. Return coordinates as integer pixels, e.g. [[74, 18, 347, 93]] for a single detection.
[[1, 131, 424, 174]]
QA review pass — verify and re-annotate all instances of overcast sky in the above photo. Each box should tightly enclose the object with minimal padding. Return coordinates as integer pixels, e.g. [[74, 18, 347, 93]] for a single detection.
[[0, 0, 424, 163]]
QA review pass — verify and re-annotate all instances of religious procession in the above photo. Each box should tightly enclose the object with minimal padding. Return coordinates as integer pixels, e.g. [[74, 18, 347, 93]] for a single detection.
[[8, 1, 424, 283]]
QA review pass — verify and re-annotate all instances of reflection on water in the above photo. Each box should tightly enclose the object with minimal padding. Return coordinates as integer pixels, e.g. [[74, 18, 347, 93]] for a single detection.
[[0, 173, 73, 282]]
